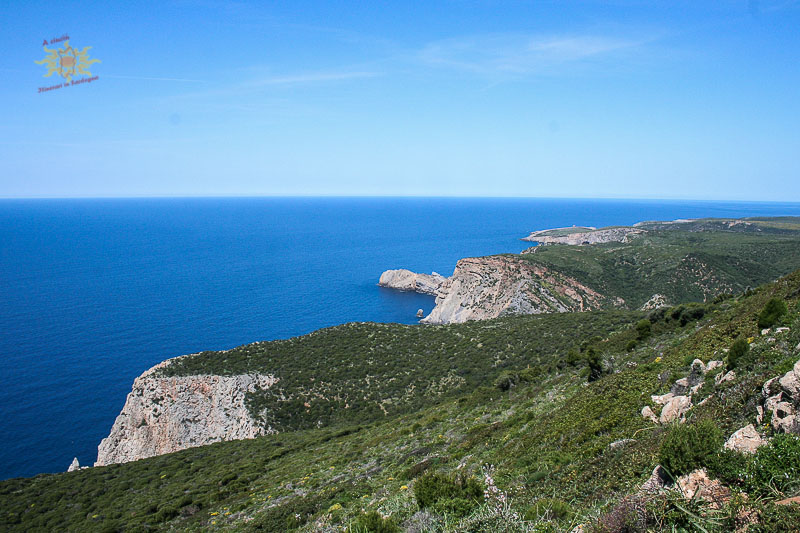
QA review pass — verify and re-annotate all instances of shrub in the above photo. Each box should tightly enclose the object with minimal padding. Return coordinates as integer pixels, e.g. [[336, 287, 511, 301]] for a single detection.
[[346, 511, 400, 533], [413, 472, 483, 511], [636, 319, 652, 340], [745, 434, 800, 495], [659, 420, 724, 477], [524, 497, 574, 522], [757, 298, 788, 329], [726, 338, 749, 370], [706, 448, 749, 485], [586, 347, 604, 382], [626, 340, 638, 352], [494, 371, 518, 392]]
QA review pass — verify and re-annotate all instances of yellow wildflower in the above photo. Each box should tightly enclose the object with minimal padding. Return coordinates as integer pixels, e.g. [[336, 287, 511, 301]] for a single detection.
[[654, 357, 662, 363], [400, 485, 408, 490]]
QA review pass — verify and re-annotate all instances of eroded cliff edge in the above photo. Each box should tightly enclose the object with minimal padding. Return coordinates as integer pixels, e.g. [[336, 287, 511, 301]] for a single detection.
[[421, 255, 623, 324], [95, 356, 278, 466]]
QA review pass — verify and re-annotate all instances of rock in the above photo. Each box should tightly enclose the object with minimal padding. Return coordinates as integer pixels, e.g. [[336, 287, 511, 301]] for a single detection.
[[522, 226, 645, 245], [416, 309, 424, 318], [763, 377, 781, 398], [641, 294, 668, 311], [641, 406, 659, 424], [421, 256, 619, 324], [671, 378, 690, 395], [95, 356, 279, 466], [690, 383, 704, 395], [715, 371, 736, 385], [775, 496, 800, 506], [651, 393, 674, 406], [757, 405, 764, 425], [660, 395, 692, 424], [608, 438, 635, 450], [775, 327, 790, 334], [378, 269, 447, 296], [639, 465, 669, 494], [768, 399, 798, 434], [676, 469, 731, 509], [779, 369, 800, 400], [762, 328, 771, 336], [67, 457, 80, 472], [724, 424, 766, 454], [688, 360, 706, 386], [706, 360, 723, 372]]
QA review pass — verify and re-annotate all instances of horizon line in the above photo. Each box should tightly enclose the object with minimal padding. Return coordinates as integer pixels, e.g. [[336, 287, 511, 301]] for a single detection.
[[2, 194, 800, 204]]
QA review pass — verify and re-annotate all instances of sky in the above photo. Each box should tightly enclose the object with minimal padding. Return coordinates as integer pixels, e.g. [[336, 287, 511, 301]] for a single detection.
[[1, 0, 799, 200]]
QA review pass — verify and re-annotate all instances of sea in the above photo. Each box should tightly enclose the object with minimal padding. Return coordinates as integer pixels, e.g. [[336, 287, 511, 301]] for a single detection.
[[3, 197, 800, 480]]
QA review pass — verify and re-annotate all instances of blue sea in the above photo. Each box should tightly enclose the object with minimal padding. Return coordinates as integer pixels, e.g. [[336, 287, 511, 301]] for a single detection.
[[3, 197, 800, 480]]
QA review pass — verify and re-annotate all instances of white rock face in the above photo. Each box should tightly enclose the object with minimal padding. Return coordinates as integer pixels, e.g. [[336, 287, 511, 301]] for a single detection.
[[641, 294, 668, 311], [67, 457, 80, 472], [95, 356, 278, 466], [421, 256, 619, 324], [724, 424, 766, 454], [522, 226, 645, 245], [660, 395, 692, 424], [378, 269, 447, 296]]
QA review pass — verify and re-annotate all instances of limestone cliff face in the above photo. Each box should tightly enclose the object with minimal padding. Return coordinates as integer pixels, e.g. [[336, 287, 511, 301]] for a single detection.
[[95, 356, 278, 466], [378, 269, 447, 296], [523, 227, 645, 245], [421, 256, 622, 324]]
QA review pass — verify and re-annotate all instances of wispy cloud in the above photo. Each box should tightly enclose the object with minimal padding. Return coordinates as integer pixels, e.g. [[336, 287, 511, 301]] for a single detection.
[[103, 74, 206, 83], [417, 33, 654, 76], [241, 70, 378, 88]]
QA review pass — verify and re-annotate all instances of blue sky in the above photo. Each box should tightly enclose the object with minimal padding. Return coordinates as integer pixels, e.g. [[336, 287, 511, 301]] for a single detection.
[[1, 0, 799, 199]]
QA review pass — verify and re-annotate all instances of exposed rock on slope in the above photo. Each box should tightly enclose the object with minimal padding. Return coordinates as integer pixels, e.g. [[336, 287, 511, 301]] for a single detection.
[[523, 226, 645, 245], [378, 269, 447, 296], [421, 255, 621, 324], [95, 356, 278, 466]]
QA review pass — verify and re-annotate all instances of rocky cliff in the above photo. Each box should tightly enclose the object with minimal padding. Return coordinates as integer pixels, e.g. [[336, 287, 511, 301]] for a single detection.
[[378, 269, 447, 295], [95, 356, 278, 466], [421, 255, 622, 324], [523, 226, 645, 245]]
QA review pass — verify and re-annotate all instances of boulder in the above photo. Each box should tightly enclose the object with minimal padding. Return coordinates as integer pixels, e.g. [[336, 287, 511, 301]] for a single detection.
[[688, 359, 706, 385], [724, 424, 766, 454], [677, 469, 731, 509], [660, 395, 692, 424], [671, 378, 690, 395], [67, 457, 80, 472], [639, 465, 669, 494], [641, 406, 659, 424], [706, 360, 723, 372], [608, 438, 635, 451], [651, 393, 674, 406], [715, 371, 736, 386], [775, 327, 790, 334]]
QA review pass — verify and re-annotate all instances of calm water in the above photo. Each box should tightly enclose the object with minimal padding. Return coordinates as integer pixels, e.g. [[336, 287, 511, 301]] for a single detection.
[[3, 197, 800, 480]]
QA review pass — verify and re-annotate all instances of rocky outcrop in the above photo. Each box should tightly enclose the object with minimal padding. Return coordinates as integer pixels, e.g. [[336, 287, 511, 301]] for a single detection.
[[67, 457, 80, 472], [761, 358, 800, 435], [724, 424, 766, 454], [421, 256, 621, 324], [641, 294, 668, 311], [378, 269, 447, 296], [522, 226, 645, 245], [95, 356, 278, 466]]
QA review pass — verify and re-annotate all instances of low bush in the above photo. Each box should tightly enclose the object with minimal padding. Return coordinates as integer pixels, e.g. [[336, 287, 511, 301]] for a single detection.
[[659, 420, 724, 477], [757, 298, 788, 329], [636, 319, 652, 340], [524, 497, 574, 522], [346, 511, 400, 533], [746, 434, 800, 495], [727, 338, 749, 370], [413, 472, 483, 514]]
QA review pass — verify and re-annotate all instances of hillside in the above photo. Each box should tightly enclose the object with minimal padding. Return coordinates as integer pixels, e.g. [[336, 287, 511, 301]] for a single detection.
[[421, 217, 800, 324], [3, 267, 800, 531]]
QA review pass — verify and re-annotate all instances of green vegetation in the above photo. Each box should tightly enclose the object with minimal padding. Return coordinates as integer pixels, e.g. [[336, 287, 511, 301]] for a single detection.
[[727, 337, 750, 370], [658, 420, 724, 477], [517, 218, 800, 309], [3, 220, 800, 532], [758, 297, 789, 329]]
